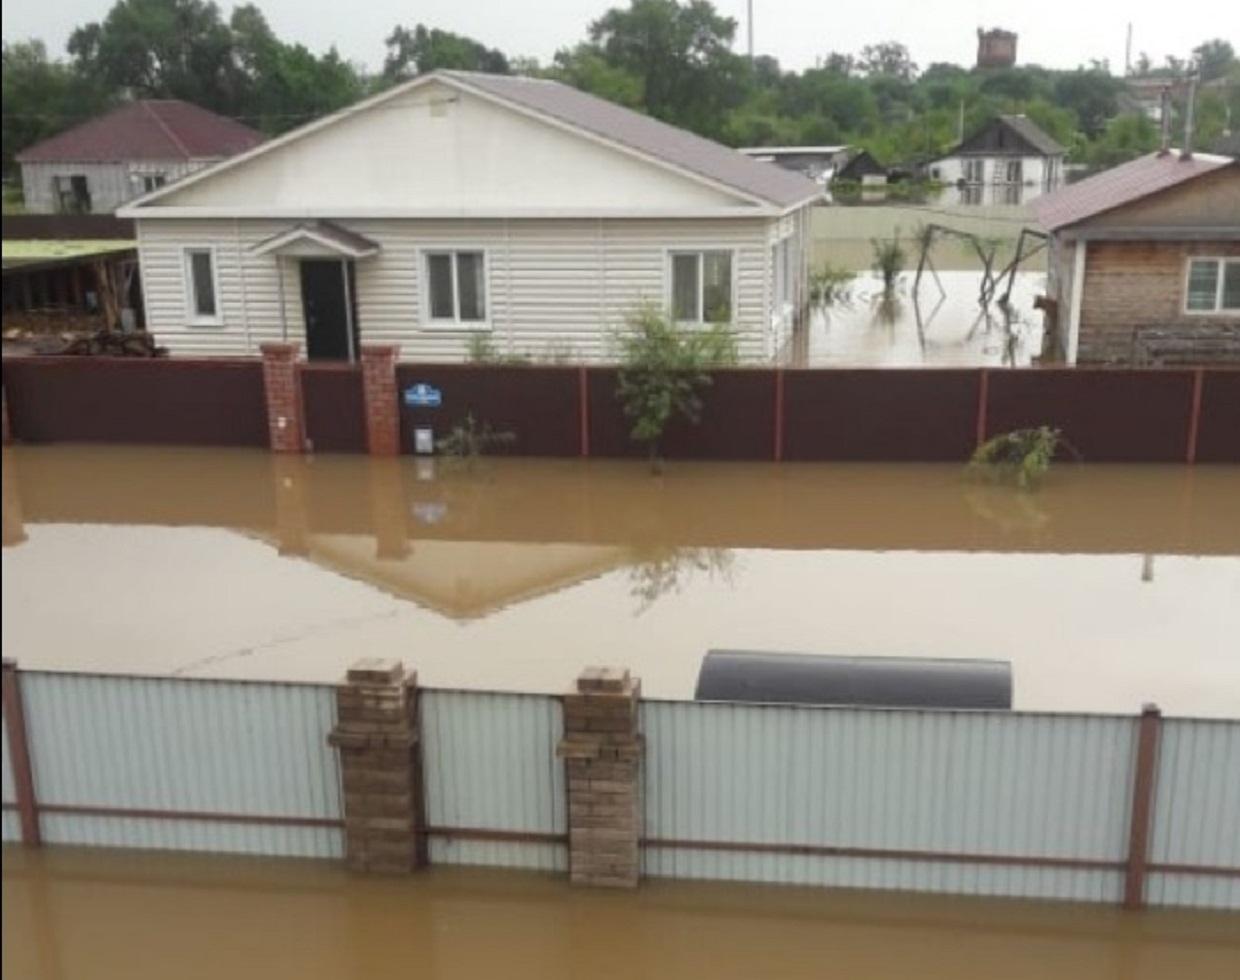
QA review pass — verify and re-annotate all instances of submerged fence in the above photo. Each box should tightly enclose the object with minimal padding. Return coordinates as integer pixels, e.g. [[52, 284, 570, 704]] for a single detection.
[[3, 663, 1237, 910], [4, 357, 1240, 464]]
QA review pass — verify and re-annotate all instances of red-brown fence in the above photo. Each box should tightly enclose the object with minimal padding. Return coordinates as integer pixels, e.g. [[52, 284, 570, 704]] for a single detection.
[[4, 357, 1239, 464]]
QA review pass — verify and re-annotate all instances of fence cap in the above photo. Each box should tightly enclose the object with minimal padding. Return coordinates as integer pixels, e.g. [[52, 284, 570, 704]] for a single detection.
[[577, 666, 633, 694]]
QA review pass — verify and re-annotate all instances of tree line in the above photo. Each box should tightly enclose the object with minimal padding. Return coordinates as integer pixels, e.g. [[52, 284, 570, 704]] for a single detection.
[[4, 0, 1237, 179]]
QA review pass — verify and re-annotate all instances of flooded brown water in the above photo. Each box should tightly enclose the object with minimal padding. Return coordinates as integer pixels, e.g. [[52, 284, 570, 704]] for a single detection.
[[3, 445, 1239, 715], [4, 846, 1239, 980]]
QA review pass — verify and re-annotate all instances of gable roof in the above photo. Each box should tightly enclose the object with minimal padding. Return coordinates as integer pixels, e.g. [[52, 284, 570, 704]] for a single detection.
[[17, 100, 264, 165], [940, 114, 1064, 160], [1033, 151, 1235, 232], [126, 71, 820, 213], [441, 72, 819, 208]]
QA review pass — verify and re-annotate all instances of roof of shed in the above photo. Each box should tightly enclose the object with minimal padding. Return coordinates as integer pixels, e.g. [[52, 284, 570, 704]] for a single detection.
[[17, 100, 264, 164], [1033, 151, 1235, 232]]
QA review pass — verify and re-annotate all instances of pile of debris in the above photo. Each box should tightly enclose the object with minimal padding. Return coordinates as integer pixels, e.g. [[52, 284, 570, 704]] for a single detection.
[[3, 328, 168, 358]]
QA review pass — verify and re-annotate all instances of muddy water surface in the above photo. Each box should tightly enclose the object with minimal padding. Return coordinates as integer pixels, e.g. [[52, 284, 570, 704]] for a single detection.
[[4, 847, 1239, 980], [3, 446, 1239, 715]]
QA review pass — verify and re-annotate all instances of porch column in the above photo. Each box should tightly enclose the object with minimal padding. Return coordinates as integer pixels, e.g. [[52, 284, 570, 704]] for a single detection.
[[558, 667, 644, 888], [260, 342, 304, 454], [360, 345, 401, 457]]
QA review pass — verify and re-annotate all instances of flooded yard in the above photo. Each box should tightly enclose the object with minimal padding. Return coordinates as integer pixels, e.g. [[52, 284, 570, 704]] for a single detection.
[[4, 846, 1239, 980], [3, 446, 1238, 716]]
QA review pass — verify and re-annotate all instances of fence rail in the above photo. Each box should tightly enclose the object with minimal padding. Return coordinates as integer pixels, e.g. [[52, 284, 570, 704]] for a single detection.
[[2, 663, 1237, 910]]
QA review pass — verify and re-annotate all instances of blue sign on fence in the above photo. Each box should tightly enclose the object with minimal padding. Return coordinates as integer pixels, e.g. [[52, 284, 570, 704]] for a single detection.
[[403, 383, 442, 408]]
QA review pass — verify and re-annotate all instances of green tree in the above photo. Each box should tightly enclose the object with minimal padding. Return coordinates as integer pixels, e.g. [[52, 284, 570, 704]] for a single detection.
[[1, 41, 111, 176], [1084, 112, 1159, 167], [1053, 69, 1124, 139], [857, 41, 918, 82], [382, 24, 509, 81], [1193, 39, 1235, 82], [584, 0, 746, 138]]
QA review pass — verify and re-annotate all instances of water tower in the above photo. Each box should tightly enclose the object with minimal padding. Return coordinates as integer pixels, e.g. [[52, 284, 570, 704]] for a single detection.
[[977, 28, 1018, 69]]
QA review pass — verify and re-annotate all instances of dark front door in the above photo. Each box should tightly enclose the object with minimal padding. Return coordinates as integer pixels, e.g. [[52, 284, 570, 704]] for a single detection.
[[299, 259, 358, 361]]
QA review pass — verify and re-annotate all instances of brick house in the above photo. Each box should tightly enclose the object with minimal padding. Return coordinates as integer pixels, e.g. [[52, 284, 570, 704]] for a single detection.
[[1033, 151, 1240, 365]]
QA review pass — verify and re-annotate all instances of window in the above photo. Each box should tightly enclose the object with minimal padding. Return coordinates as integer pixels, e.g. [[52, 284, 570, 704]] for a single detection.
[[184, 248, 218, 322], [425, 251, 487, 324], [1185, 258, 1240, 313], [963, 159, 985, 184], [143, 173, 167, 192], [1005, 160, 1023, 184], [670, 250, 733, 323], [53, 174, 91, 213]]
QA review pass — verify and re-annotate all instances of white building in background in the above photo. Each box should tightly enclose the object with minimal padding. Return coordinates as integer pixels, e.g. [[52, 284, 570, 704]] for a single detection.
[[927, 114, 1066, 205], [120, 72, 821, 365], [17, 101, 263, 215]]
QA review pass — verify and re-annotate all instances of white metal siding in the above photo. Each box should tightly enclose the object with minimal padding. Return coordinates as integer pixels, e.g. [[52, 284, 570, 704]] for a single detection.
[[137, 216, 777, 363], [1146, 719, 1240, 910], [420, 689, 566, 871], [641, 701, 1134, 902], [20, 160, 205, 214], [2, 704, 19, 843], [20, 672, 343, 858]]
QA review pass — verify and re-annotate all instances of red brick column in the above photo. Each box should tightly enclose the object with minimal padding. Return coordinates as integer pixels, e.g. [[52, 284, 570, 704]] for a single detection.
[[558, 667, 643, 888], [361, 345, 400, 457], [328, 659, 426, 874], [260, 343, 304, 454]]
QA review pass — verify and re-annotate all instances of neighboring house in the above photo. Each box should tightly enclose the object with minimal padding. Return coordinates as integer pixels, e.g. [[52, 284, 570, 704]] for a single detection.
[[1033, 151, 1239, 365], [737, 146, 848, 187], [834, 150, 887, 185], [119, 71, 820, 364], [16, 101, 264, 215], [927, 115, 1065, 205]]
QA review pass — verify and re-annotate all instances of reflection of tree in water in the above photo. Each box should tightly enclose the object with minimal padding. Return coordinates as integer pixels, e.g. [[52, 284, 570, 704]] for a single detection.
[[962, 484, 1052, 538], [626, 547, 736, 615]]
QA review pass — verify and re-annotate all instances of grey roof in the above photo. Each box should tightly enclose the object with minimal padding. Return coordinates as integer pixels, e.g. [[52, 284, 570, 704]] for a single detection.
[[1033, 151, 1235, 232], [999, 115, 1065, 157], [444, 71, 820, 209]]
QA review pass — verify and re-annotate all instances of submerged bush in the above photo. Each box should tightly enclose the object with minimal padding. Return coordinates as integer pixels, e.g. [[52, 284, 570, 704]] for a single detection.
[[968, 426, 1063, 490]]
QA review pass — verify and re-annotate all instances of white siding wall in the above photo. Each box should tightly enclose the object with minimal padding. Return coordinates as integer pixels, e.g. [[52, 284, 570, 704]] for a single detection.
[[137, 216, 781, 363], [20, 160, 213, 214], [932, 155, 1056, 189]]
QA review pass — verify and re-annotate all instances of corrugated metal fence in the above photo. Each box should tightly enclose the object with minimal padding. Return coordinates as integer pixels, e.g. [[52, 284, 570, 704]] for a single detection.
[[2, 668, 1237, 910]]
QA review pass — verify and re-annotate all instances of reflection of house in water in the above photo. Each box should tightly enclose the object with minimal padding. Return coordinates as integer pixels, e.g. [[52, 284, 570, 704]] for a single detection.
[[927, 115, 1065, 206]]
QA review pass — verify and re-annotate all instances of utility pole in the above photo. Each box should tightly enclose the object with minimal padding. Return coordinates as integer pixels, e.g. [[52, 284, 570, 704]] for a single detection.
[[747, 0, 754, 60]]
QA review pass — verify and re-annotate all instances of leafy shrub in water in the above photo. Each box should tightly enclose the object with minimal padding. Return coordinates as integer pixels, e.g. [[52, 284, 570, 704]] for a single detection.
[[968, 426, 1063, 490], [871, 232, 906, 295], [436, 413, 516, 472], [810, 264, 856, 310]]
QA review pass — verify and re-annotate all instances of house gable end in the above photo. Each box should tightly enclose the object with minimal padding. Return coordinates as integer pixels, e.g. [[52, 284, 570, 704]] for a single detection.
[[1080, 166, 1240, 231], [130, 80, 749, 215]]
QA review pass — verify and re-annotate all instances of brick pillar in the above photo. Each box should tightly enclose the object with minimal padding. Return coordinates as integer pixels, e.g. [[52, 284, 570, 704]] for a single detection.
[[329, 659, 426, 874], [369, 458, 410, 560], [271, 454, 308, 557], [361, 345, 400, 457], [558, 667, 643, 888], [260, 343, 304, 454], [2, 448, 27, 547]]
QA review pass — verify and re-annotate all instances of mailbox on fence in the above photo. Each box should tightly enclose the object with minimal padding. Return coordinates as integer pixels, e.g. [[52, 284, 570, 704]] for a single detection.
[[403, 382, 442, 455]]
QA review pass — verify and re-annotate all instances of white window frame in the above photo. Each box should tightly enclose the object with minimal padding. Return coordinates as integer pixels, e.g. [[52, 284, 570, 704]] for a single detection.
[[1004, 159, 1023, 184], [962, 158, 985, 184], [1183, 257, 1240, 315], [143, 173, 167, 192], [421, 248, 491, 330], [666, 248, 737, 326], [182, 246, 221, 326]]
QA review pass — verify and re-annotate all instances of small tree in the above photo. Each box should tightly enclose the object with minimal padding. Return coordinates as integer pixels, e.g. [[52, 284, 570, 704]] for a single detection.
[[968, 426, 1064, 490], [871, 232, 906, 296], [614, 304, 737, 472]]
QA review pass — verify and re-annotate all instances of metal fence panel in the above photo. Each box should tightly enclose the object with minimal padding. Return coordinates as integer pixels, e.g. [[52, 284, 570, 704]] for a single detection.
[[20, 672, 343, 859], [2, 705, 19, 844], [641, 701, 1135, 902], [1147, 719, 1240, 910], [420, 690, 566, 871]]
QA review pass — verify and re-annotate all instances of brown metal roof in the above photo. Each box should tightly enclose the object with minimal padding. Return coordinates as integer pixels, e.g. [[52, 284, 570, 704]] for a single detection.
[[1033, 151, 1236, 232], [445, 71, 821, 209], [17, 100, 264, 164]]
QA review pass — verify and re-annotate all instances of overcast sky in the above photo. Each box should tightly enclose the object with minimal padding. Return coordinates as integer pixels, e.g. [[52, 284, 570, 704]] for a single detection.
[[5, 0, 1237, 74]]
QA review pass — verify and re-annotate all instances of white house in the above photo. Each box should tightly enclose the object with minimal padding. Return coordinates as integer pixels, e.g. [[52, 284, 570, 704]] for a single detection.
[[119, 71, 821, 365], [927, 114, 1065, 206], [17, 100, 263, 215]]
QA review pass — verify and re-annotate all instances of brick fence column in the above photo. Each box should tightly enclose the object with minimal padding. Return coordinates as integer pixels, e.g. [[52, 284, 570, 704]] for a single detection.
[[260, 343, 304, 454], [558, 667, 643, 888], [360, 345, 400, 457], [328, 659, 426, 874]]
